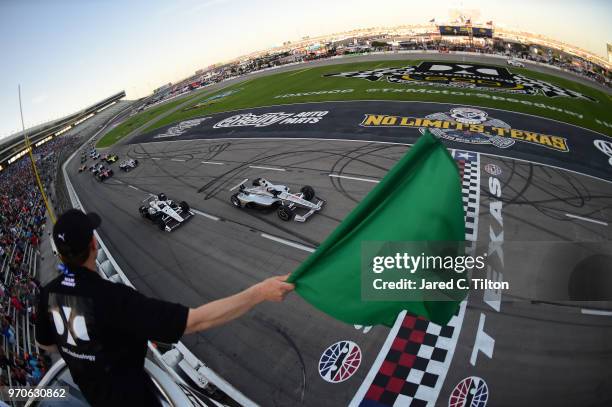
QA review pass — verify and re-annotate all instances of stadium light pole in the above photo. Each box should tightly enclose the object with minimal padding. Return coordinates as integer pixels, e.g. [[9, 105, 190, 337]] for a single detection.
[[18, 85, 56, 224]]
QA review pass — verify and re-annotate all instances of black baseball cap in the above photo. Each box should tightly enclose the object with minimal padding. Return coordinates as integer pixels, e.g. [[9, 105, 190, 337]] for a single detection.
[[53, 209, 101, 256]]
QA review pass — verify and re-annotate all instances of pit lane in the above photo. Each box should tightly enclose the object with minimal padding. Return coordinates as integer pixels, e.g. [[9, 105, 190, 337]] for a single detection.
[[68, 103, 612, 406]]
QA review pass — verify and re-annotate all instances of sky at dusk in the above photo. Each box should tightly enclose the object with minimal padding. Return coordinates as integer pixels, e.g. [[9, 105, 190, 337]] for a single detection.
[[0, 0, 610, 138]]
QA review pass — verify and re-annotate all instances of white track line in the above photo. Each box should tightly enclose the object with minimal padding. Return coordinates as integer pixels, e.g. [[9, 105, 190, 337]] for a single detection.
[[248, 165, 285, 172], [260, 233, 315, 253], [128, 185, 139, 191], [171, 158, 186, 162], [152, 157, 161, 160], [229, 179, 248, 191], [329, 174, 380, 183], [581, 308, 612, 316], [201, 161, 225, 165], [192, 209, 220, 221], [565, 213, 608, 226]]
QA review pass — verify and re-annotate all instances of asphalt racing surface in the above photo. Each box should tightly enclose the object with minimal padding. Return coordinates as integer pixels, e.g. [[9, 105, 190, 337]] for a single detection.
[[68, 101, 612, 406], [131, 101, 612, 182]]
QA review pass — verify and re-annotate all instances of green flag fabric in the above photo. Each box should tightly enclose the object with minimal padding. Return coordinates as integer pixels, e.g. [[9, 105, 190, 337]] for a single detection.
[[288, 130, 466, 327]]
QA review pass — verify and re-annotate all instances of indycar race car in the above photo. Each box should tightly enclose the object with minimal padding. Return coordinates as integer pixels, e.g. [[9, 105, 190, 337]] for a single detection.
[[119, 159, 139, 171], [90, 163, 104, 174], [230, 178, 324, 222], [103, 153, 119, 163], [138, 193, 194, 232], [96, 167, 114, 182], [78, 165, 87, 173]]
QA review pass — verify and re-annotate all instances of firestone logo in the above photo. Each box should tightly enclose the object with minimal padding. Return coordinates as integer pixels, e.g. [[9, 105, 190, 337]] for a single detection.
[[154, 117, 210, 139]]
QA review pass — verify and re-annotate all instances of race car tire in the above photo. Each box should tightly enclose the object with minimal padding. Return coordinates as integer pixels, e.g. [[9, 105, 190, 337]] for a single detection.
[[252, 178, 262, 186], [138, 206, 148, 218], [155, 217, 166, 231], [300, 185, 315, 201], [230, 193, 242, 208], [134, 160, 139, 165], [277, 205, 295, 221], [180, 201, 190, 212]]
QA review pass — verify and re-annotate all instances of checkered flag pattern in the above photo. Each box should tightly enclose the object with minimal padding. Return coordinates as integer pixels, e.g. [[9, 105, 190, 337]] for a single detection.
[[357, 150, 480, 407], [514, 74, 594, 100]]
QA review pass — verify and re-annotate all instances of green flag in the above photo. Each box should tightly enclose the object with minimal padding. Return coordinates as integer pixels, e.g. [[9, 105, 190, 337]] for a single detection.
[[288, 130, 466, 326]]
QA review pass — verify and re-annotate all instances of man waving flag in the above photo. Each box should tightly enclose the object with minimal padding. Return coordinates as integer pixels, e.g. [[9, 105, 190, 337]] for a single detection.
[[288, 130, 465, 327]]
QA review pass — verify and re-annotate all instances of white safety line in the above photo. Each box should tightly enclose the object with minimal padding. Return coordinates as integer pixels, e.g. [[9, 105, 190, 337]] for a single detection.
[[287, 67, 312, 77], [329, 174, 380, 183], [201, 161, 225, 165], [581, 308, 612, 316], [144, 137, 612, 186], [229, 179, 248, 191], [565, 213, 608, 226], [128, 185, 139, 191], [171, 158, 186, 162], [192, 209, 220, 221], [248, 165, 286, 172], [152, 157, 161, 160], [260, 233, 315, 253]]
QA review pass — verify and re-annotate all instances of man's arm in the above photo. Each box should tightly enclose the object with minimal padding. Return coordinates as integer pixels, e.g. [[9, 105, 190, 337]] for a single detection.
[[185, 274, 294, 334]]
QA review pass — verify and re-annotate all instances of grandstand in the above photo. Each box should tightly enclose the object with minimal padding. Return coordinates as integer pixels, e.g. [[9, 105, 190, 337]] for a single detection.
[[0, 96, 131, 399]]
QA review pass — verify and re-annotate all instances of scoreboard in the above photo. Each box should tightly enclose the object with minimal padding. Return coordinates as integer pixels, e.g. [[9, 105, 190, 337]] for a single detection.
[[439, 25, 493, 38]]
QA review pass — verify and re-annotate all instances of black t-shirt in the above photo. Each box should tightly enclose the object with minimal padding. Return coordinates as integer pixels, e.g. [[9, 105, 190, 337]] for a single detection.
[[35, 266, 189, 407]]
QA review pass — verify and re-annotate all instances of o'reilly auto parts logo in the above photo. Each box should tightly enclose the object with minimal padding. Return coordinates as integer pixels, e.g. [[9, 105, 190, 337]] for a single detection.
[[360, 107, 569, 152], [325, 62, 595, 100], [213, 111, 328, 128]]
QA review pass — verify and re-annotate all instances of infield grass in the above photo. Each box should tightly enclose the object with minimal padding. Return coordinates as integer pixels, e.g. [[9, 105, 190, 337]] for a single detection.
[[101, 60, 612, 147]]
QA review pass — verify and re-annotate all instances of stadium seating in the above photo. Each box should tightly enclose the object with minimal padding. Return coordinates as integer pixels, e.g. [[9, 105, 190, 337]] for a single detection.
[[0, 134, 82, 388]]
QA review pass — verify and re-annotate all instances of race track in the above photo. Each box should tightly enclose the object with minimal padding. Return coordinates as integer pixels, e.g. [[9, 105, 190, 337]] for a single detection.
[[68, 100, 612, 406]]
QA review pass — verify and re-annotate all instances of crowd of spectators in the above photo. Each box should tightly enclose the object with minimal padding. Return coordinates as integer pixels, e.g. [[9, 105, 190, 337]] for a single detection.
[[0, 133, 83, 388]]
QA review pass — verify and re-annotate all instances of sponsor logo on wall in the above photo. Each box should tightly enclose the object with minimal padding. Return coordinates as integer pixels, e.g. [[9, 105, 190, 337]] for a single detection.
[[325, 62, 595, 101], [154, 117, 211, 139], [213, 111, 328, 128], [360, 107, 569, 152]]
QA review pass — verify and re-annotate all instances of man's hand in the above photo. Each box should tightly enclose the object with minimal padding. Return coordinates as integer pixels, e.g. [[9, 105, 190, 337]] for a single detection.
[[184, 274, 295, 335], [251, 274, 295, 303]]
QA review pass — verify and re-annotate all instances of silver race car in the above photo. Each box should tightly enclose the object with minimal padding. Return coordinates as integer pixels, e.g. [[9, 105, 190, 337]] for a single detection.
[[230, 178, 324, 222], [120, 159, 139, 172], [138, 193, 194, 231]]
